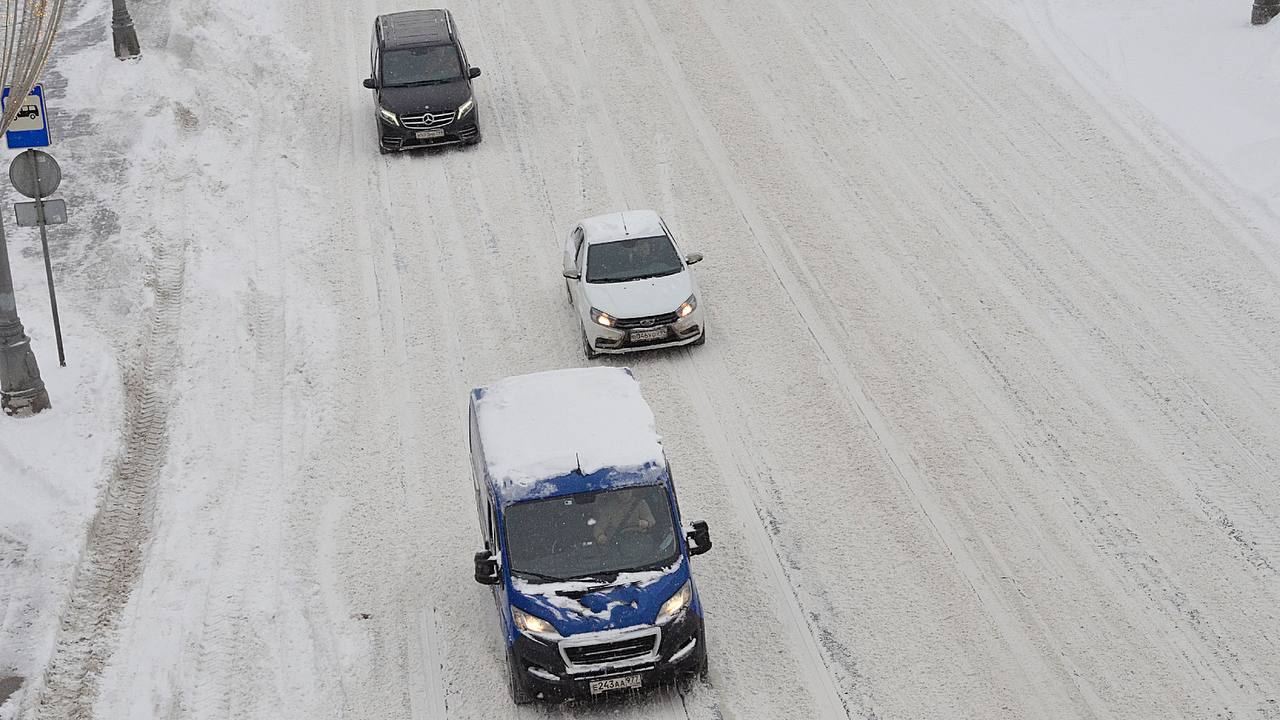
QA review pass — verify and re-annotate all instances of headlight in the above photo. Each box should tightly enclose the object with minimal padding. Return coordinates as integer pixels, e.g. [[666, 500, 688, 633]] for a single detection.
[[656, 581, 692, 625], [377, 105, 400, 126], [456, 96, 476, 120], [512, 607, 561, 638], [591, 307, 614, 327], [677, 295, 697, 318]]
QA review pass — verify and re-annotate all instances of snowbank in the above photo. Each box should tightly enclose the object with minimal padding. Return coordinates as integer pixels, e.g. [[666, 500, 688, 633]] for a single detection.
[[0, 332, 120, 713]]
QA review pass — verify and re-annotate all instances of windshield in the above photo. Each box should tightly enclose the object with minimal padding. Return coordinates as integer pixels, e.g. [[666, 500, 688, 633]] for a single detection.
[[504, 485, 679, 583], [382, 44, 463, 86], [585, 235, 684, 284]]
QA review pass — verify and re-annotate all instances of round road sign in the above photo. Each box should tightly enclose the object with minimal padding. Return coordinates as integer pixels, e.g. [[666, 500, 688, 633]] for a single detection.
[[8, 150, 61, 199]]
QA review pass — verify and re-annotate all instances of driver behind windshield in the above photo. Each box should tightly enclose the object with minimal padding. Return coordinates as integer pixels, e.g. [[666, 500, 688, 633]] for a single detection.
[[591, 492, 656, 545]]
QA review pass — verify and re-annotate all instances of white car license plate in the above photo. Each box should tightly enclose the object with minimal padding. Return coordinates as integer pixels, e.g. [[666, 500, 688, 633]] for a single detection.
[[589, 674, 642, 694], [630, 327, 668, 342], [415, 129, 445, 139]]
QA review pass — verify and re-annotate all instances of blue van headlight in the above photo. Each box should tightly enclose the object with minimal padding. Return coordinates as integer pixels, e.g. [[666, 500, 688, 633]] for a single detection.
[[656, 581, 692, 625], [513, 607, 561, 639]]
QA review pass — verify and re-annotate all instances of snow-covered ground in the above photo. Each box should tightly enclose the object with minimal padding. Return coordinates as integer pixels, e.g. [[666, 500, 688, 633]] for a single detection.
[[992, 0, 1280, 221], [3, 0, 1280, 718]]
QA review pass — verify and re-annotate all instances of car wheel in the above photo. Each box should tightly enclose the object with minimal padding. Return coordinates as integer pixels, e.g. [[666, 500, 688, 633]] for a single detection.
[[582, 328, 599, 360], [507, 648, 534, 705]]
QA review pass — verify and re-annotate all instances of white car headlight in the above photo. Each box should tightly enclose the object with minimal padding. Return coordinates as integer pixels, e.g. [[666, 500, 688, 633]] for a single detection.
[[677, 295, 697, 318], [512, 607, 561, 639], [456, 96, 476, 120], [377, 105, 400, 126], [656, 580, 692, 625], [591, 307, 615, 327]]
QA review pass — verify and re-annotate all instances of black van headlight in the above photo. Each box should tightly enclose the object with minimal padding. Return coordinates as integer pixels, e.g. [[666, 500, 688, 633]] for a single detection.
[[656, 581, 691, 625], [377, 105, 400, 127], [456, 96, 476, 120]]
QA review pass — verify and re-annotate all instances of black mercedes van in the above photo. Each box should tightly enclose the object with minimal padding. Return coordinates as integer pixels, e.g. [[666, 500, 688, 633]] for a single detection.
[[362, 9, 483, 153]]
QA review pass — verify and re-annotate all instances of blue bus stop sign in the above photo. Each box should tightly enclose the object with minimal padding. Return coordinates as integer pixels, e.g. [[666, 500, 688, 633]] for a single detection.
[[3, 84, 51, 149]]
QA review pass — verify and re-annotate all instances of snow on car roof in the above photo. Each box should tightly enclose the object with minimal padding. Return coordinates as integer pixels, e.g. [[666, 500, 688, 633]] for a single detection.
[[580, 210, 667, 245], [472, 367, 665, 501]]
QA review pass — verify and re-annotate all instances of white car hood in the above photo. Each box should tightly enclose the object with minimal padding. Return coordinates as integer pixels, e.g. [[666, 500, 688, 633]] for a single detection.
[[584, 271, 693, 319]]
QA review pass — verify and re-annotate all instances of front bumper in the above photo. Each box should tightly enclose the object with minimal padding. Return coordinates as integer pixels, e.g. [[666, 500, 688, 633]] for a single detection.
[[511, 612, 706, 701], [586, 308, 704, 354], [377, 110, 480, 151]]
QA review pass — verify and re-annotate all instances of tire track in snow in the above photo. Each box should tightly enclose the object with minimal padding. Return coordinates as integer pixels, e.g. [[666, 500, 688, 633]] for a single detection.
[[810, 4, 1280, 707], [183, 283, 288, 720], [182, 117, 295, 720], [928, 5, 1280, 580], [673, 0, 1277, 712], [627, 0, 1103, 715], [672, 350, 860, 720], [316, 5, 454, 716], [372, 158, 457, 720], [28, 237, 186, 720], [872, 0, 1280, 575], [504, 0, 852, 715]]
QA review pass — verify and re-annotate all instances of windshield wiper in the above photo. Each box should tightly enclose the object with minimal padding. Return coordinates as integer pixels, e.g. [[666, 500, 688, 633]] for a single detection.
[[384, 78, 461, 88], [515, 569, 566, 583], [627, 271, 680, 282], [555, 580, 616, 598]]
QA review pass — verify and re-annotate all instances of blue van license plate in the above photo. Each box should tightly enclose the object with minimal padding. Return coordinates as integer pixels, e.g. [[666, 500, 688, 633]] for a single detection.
[[589, 674, 642, 694]]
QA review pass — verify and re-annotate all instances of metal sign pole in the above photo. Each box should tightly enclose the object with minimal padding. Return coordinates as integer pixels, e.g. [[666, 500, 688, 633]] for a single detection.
[[27, 149, 63, 366]]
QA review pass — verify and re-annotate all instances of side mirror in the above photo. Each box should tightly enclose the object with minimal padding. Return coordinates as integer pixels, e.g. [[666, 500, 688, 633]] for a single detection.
[[474, 550, 500, 585], [469, 67, 482, 79], [684, 252, 703, 265], [562, 268, 581, 280], [362, 77, 378, 90], [686, 520, 712, 556]]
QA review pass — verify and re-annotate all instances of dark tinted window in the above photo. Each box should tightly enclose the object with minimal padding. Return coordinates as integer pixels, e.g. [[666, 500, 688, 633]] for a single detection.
[[382, 44, 463, 86], [585, 235, 684, 284], [505, 485, 678, 583]]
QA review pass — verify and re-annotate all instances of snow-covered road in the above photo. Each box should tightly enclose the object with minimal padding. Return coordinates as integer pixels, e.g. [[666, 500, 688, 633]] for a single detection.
[[9, 0, 1280, 718]]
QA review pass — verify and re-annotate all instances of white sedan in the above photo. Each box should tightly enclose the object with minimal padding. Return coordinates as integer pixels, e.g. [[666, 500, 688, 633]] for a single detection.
[[562, 210, 706, 358]]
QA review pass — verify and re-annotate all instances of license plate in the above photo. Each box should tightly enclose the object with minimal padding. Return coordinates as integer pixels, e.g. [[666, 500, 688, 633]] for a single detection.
[[589, 674, 642, 694], [630, 327, 668, 342], [415, 129, 444, 139]]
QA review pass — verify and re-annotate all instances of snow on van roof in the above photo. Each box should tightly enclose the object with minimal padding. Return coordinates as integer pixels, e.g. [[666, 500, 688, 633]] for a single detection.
[[473, 367, 664, 499], [580, 210, 666, 245]]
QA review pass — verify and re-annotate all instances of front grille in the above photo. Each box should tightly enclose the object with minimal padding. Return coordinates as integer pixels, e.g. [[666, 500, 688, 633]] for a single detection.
[[400, 110, 454, 129], [613, 311, 679, 329], [563, 634, 658, 667]]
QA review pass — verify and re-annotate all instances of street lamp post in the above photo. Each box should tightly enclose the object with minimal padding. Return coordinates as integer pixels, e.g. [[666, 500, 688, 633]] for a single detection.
[[111, 0, 140, 59], [0, 221, 50, 415]]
